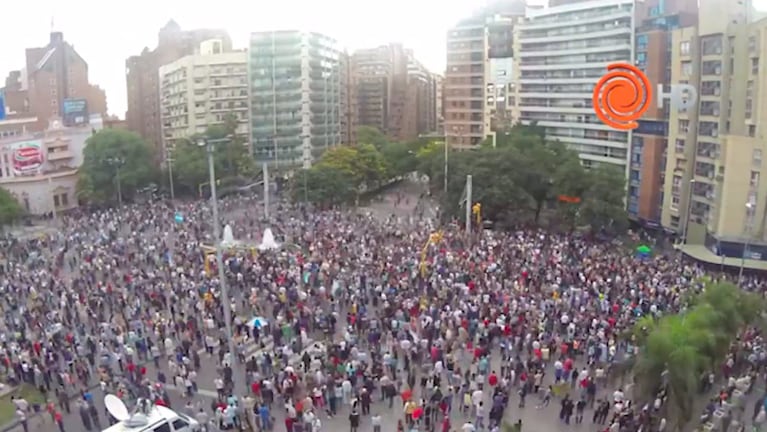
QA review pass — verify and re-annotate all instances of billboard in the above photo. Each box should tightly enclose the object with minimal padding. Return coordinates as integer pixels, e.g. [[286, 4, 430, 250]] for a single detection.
[[62, 98, 88, 126], [0, 90, 5, 121], [11, 140, 44, 176]]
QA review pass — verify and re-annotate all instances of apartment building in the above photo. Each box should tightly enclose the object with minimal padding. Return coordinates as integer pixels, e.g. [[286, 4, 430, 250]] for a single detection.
[[8, 32, 108, 132], [661, 0, 767, 263], [159, 40, 248, 153], [435, 75, 444, 134], [350, 45, 401, 135], [403, 53, 438, 140], [444, 16, 487, 148], [126, 20, 231, 161], [249, 31, 345, 168], [513, 0, 635, 168], [485, 12, 521, 139], [627, 0, 698, 224]]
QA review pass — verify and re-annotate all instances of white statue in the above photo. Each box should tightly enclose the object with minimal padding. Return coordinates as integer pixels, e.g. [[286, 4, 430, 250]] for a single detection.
[[258, 228, 280, 251]]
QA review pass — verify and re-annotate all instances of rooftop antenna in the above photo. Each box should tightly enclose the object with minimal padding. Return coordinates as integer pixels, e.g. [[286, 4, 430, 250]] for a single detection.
[[51, 16, 55, 32]]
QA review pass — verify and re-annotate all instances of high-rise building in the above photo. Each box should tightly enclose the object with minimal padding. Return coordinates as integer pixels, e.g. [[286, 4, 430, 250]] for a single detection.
[[445, 1, 526, 148], [661, 0, 767, 262], [513, 0, 634, 168], [627, 0, 698, 224], [126, 20, 231, 160], [350, 45, 398, 135], [248, 31, 345, 168], [444, 16, 489, 148], [350, 44, 436, 141], [20, 32, 107, 130], [435, 74, 444, 135], [403, 51, 438, 139], [159, 40, 248, 154], [485, 13, 521, 138]]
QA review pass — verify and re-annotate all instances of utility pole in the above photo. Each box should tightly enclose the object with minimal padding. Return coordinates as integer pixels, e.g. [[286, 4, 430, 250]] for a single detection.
[[263, 162, 270, 220], [443, 141, 449, 195], [198, 136, 240, 394], [465, 175, 472, 236], [167, 150, 175, 201]]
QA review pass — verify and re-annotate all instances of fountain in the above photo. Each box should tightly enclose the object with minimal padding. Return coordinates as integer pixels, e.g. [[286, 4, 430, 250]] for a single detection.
[[222, 224, 236, 246], [258, 228, 280, 251]]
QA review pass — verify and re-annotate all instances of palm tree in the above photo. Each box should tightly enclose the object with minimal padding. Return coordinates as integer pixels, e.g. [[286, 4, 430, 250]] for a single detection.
[[631, 282, 763, 431]]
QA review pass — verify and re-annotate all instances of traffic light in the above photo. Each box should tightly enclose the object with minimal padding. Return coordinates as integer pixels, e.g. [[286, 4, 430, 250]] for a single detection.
[[472, 203, 481, 224]]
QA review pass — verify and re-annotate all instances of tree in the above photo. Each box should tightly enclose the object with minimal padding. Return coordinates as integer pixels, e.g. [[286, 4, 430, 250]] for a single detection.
[[356, 126, 389, 150], [170, 113, 258, 195], [293, 164, 356, 206], [0, 187, 22, 226], [380, 141, 418, 178], [631, 281, 764, 431], [78, 129, 155, 203], [418, 124, 630, 232], [579, 164, 630, 234]]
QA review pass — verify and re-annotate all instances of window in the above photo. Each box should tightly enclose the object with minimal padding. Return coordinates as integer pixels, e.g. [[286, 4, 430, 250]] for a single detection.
[[172, 419, 190, 430], [53, 195, 60, 207], [681, 61, 692, 76], [671, 195, 680, 211], [750, 171, 760, 187], [152, 422, 172, 432], [680, 41, 691, 55], [61, 193, 68, 206]]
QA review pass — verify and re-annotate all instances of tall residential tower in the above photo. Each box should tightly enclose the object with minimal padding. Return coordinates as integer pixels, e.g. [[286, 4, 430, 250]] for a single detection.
[[248, 31, 345, 168]]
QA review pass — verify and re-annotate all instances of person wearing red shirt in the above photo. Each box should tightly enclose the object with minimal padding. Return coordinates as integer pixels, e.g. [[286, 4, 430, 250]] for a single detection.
[[488, 372, 498, 386], [251, 381, 261, 396]]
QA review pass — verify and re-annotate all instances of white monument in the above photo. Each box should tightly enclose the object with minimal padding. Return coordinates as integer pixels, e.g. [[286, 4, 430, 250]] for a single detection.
[[222, 224, 236, 246], [258, 228, 280, 251]]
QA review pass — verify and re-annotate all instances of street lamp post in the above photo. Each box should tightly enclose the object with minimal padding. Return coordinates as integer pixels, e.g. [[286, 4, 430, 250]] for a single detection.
[[105, 157, 125, 207], [166, 149, 176, 201], [197, 136, 241, 393], [739, 202, 755, 283]]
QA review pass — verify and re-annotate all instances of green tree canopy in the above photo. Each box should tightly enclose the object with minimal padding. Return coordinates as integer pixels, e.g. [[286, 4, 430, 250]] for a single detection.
[[170, 113, 257, 195], [0, 187, 23, 226], [418, 124, 629, 232], [78, 129, 155, 203], [631, 281, 764, 430]]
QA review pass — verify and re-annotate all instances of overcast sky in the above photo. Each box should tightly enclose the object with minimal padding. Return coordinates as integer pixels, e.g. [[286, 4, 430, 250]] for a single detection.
[[2, 0, 766, 119]]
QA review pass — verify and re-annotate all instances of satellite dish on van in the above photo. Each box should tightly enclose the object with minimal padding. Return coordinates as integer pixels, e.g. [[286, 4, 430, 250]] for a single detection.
[[105, 394, 130, 421]]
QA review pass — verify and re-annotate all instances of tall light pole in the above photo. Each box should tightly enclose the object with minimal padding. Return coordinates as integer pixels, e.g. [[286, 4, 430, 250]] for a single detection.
[[197, 135, 241, 393], [443, 140, 449, 195], [166, 149, 175, 201], [739, 201, 755, 283], [105, 157, 125, 207]]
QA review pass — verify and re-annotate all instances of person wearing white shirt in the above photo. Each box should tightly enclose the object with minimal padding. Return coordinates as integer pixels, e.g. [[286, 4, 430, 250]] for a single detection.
[[462, 421, 477, 432], [613, 388, 624, 403]]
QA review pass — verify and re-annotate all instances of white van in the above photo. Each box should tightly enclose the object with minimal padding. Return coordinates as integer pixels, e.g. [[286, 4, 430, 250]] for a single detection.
[[101, 406, 199, 432]]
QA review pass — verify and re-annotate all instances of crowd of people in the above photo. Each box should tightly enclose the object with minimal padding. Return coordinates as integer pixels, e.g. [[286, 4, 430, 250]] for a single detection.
[[0, 188, 765, 432]]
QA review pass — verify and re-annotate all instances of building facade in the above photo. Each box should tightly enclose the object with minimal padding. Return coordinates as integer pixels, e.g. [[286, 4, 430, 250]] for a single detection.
[[249, 31, 344, 168], [627, 0, 698, 224], [444, 16, 488, 148], [403, 52, 438, 140], [445, 1, 526, 148], [485, 13, 521, 140], [0, 117, 102, 215], [661, 0, 767, 262], [159, 41, 248, 153], [3, 32, 107, 133], [125, 20, 232, 160], [513, 0, 635, 168], [350, 45, 397, 135]]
